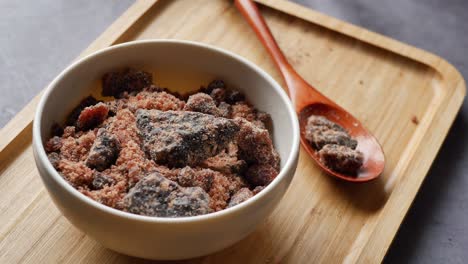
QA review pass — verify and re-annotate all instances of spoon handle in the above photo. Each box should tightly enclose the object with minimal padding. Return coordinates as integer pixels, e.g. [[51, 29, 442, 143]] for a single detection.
[[234, 0, 322, 106], [234, 1, 294, 89]]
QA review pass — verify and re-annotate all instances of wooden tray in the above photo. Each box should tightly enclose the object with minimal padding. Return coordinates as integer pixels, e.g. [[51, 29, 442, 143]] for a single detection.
[[0, 0, 465, 263]]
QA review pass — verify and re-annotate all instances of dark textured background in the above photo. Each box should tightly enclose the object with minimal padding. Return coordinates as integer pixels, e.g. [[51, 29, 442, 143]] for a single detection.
[[0, 1, 466, 263]]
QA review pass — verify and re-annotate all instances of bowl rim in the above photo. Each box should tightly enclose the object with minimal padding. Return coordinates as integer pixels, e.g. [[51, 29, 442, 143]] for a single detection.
[[33, 39, 300, 224]]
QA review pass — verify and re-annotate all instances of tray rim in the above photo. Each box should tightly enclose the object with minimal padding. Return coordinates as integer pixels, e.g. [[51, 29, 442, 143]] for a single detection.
[[0, 0, 465, 263]]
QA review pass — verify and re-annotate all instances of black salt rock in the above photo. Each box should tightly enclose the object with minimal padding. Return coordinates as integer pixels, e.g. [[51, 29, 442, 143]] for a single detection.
[[122, 172, 212, 217], [136, 109, 239, 167], [85, 128, 120, 171]]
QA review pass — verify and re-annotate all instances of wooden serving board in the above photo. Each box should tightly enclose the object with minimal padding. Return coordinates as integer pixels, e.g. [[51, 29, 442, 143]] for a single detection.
[[0, 0, 465, 263]]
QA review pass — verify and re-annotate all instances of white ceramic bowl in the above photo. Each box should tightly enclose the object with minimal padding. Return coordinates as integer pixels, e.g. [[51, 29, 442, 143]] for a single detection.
[[33, 40, 300, 260]]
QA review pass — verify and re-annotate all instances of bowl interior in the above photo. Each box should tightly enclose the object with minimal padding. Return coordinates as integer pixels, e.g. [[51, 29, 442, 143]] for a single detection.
[[38, 41, 296, 171]]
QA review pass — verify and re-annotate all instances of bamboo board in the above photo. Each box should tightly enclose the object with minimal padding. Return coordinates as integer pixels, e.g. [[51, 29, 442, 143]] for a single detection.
[[0, 0, 465, 263]]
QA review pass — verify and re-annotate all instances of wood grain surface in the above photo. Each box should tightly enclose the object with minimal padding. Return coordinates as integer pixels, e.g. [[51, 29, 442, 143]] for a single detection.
[[0, 0, 465, 263]]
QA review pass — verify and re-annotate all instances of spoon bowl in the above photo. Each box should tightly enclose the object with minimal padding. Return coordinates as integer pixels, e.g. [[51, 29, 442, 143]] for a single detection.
[[235, 0, 385, 182], [299, 103, 384, 182]]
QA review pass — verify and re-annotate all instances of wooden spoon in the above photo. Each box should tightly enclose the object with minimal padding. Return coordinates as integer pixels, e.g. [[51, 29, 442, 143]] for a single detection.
[[235, 0, 385, 182]]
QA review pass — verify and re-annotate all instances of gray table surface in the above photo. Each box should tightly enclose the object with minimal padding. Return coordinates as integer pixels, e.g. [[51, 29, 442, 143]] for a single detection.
[[1, 0, 466, 263]]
